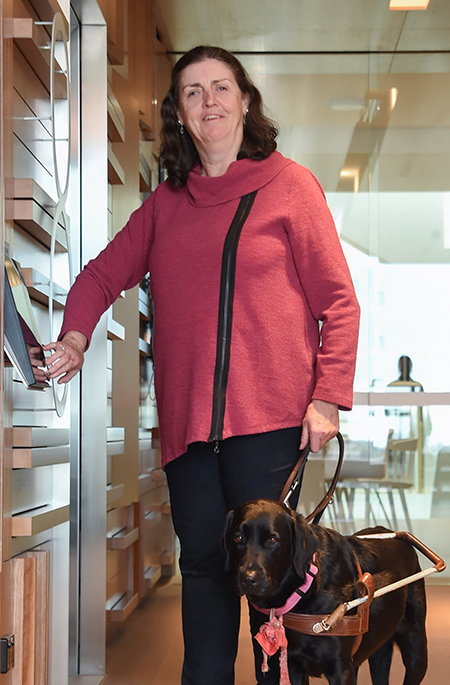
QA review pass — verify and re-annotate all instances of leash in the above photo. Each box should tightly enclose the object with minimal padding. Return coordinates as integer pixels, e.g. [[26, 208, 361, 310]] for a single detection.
[[280, 431, 345, 524]]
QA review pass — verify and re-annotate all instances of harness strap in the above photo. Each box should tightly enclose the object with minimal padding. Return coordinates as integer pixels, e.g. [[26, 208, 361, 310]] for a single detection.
[[282, 555, 375, 658], [251, 558, 318, 617], [282, 611, 367, 636]]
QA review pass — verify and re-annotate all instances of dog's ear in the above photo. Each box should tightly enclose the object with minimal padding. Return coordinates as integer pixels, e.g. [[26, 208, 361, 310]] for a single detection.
[[292, 513, 319, 578], [222, 510, 236, 572]]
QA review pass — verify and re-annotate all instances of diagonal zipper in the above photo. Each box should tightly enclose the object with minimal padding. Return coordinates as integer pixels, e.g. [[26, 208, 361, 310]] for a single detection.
[[208, 190, 258, 451]]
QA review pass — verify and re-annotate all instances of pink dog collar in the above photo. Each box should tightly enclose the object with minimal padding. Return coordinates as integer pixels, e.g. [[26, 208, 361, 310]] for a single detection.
[[251, 555, 318, 617]]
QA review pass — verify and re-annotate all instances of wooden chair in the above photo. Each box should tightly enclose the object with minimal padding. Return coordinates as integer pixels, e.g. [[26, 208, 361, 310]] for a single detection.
[[331, 430, 418, 533]]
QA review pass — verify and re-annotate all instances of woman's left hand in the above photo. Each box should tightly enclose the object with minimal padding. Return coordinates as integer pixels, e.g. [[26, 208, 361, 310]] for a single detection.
[[300, 399, 339, 453]]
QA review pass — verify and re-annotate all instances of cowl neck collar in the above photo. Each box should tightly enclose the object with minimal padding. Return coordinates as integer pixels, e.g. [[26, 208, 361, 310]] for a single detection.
[[185, 151, 294, 207]]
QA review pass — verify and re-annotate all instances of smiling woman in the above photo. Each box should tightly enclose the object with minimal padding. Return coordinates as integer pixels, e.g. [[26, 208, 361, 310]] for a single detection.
[[55, 44, 360, 685], [176, 60, 250, 176], [160, 45, 278, 186]]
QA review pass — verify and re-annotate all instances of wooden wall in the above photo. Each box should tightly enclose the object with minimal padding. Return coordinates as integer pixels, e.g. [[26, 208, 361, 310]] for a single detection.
[[96, 0, 175, 634], [1, 0, 174, 680]]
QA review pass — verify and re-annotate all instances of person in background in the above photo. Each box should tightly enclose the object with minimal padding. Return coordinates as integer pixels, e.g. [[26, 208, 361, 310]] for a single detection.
[[38, 46, 360, 685]]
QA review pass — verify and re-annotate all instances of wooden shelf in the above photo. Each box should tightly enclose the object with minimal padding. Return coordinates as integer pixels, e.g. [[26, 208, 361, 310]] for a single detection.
[[13, 199, 68, 251], [143, 510, 161, 529], [139, 338, 151, 355], [107, 484, 124, 506], [107, 526, 139, 550], [138, 472, 153, 496], [12, 445, 70, 468], [107, 87, 125, 143], [138, 297, 149, 319], [108, 144, 125, 185], [139, 431, 152, 451], [107, 316, 125, 341], [12, 179, 68, 252], [13, 18, 67, 98], [148, 501, 170, 516], [26, 0, 70, 34], [107, 440, 125, 457], [160, 550, 175, 566], [106, 591, 139, 623], [147, 468, 166, 484], [144, 566, 161, 591], [107, 427, 125, 442], [139, 155, 151, 193], [21, 267, 67, 308], [6, 426, 70, 448], [11, 503, 70, 536]]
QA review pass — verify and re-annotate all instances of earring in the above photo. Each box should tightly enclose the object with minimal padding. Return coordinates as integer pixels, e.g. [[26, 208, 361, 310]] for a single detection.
[[243, 108, 249, 125], [178, 119, 184, 135]]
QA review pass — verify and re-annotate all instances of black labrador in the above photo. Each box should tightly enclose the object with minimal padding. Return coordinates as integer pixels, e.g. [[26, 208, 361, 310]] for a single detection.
[[223, 499, 427, 685]]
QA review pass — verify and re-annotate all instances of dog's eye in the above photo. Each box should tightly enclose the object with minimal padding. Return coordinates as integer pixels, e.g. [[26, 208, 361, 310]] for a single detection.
[[266, 535, 279, 546], [233, 533, 244, 544]]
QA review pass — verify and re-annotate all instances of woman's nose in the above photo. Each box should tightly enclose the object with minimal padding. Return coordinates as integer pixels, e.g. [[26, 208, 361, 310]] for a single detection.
[[203, 88, 217, 106]]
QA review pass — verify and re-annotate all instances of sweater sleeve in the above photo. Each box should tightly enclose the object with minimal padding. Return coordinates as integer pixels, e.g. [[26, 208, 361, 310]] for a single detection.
[[285, 166, 360, 410], [59, 193, 155, 347]]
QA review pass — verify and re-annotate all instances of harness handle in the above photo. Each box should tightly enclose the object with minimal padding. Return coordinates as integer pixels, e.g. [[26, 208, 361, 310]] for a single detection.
[[280, 432, 345, 526]]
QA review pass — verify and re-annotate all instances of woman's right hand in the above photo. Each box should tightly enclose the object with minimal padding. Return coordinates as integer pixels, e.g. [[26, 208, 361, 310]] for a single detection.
[[42, 331, 87, 384]]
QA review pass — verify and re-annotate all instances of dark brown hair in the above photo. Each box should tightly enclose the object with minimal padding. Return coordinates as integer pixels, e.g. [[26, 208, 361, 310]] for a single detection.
[[160, 46, 278, 187]]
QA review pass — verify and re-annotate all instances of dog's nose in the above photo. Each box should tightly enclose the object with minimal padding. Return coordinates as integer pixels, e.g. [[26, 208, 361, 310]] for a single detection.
[[244, 570, 259, 586]]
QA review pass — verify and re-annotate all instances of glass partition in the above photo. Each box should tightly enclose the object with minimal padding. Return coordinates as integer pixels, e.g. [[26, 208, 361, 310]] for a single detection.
[[241, 52, 450, 580]]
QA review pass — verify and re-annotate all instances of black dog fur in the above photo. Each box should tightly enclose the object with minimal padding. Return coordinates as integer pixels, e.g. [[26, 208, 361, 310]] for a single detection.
[[223, 499, 427, 685]]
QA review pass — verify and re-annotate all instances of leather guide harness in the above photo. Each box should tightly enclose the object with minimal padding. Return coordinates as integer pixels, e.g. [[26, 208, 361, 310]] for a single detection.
[[282, 553, 375, 656]]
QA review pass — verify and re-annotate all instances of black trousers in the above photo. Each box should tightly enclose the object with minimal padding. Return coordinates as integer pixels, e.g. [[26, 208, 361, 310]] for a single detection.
[[165, 426, 302, 685]]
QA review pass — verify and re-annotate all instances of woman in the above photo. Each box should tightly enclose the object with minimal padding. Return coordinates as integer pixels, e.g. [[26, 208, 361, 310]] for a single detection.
[[41, 46, 360, 685]]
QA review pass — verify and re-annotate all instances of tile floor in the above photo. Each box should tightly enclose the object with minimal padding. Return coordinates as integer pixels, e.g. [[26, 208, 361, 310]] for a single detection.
[[102, 579, 450, 684]]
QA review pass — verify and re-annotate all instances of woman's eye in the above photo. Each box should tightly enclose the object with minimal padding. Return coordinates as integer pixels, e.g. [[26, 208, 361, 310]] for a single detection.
[[233, 533, 243, 544], [188, 90, 199, 97]]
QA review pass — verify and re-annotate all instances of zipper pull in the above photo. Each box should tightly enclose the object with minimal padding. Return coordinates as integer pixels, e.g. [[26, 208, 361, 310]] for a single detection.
[[213, 437, 220, 453]]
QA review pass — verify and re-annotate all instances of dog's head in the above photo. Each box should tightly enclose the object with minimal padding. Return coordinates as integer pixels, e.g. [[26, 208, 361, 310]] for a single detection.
[[223, 499, 319, 603]]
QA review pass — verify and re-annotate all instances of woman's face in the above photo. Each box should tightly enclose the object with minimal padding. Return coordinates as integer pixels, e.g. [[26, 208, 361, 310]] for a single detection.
[[176, 58, 249, 158]]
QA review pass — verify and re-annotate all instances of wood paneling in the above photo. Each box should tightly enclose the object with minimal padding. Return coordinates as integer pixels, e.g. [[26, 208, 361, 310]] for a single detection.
[[22, 550, 49, 685], [97, 0, 125, 66], [12, 550, 49, 685], [129, 0, 156, 138]]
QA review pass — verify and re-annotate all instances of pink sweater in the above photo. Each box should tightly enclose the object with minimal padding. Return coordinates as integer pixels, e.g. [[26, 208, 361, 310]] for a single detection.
[[61, 152, 360, 467]]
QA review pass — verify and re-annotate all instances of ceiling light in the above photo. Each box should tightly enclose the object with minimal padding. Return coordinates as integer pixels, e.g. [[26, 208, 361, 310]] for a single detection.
[[330, 98, 365, 112], [390, 88, 398, 110], [340, 169, 360, 193], [389, 0, 430, 9]]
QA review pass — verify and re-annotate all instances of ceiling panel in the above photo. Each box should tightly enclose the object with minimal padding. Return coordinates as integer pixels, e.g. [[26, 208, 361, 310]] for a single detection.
[[154, 0, 450, 54]]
